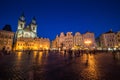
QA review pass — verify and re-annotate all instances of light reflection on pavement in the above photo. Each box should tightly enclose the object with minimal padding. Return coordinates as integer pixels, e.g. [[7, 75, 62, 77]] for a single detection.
[[0, 51, 120, 80]]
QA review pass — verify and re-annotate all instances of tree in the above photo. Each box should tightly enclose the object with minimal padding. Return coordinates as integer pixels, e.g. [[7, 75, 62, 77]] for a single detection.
[[2, 24, 12, 31]]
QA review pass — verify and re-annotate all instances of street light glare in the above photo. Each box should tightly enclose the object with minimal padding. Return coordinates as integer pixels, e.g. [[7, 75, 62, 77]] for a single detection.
[[84, 40, 92, 44]]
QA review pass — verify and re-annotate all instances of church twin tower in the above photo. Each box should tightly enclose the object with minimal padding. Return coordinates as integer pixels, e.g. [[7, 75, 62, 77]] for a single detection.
[[16, 13, 37, 38]]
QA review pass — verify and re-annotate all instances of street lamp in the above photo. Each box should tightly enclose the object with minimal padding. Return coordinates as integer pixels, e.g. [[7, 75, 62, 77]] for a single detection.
[[84, 40, 92, 50]]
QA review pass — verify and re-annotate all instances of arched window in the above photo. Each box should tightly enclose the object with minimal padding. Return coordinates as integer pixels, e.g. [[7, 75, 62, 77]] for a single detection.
[[33, 27, 35, 30], [20, 24, 23, 28]]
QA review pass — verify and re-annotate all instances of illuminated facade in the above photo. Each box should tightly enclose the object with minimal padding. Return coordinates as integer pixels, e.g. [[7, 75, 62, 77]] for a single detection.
[[116, 31, 120, 49], [14, 38, 50, 50], [64, 32, 74, 49], [58, 32, 65, 49], [0, 30, 14, 51], [52, 32, 73, 50], [100, 30, 116, 50], [52, 31, 96, 50], [16, 13, 37, 38], [74, 32, 84, 49], [83, 32, 96, 49], [14, 13, 50, 50]]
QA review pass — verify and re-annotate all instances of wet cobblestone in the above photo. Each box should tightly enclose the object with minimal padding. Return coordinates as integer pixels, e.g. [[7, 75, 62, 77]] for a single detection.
[[0, 51, 120, 80]]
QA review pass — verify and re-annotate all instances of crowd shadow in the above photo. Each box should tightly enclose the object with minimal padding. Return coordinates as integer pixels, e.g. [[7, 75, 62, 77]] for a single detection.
[[112, 50, 120, 61]]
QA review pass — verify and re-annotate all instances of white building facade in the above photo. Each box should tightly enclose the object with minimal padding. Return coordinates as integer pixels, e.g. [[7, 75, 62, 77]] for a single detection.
[[100, 30, 117, 50], [116, 31, 120, 49]]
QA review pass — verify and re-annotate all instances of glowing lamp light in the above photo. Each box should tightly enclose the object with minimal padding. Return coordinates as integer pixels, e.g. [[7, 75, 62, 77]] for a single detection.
[[40, 45, 42, 47], [19, 46, 23, 50], [34, 47, 37, 49], [84, 40, 92, 50], [72, 47, 75, 50], [45, 47, 48, 50], [115, 46, 118, 48], [84, 40, 91, 44]]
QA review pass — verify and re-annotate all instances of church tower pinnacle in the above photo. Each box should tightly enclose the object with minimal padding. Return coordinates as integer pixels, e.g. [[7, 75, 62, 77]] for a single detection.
[[30, 16, 37, 33], [17, 12, 26, 30]]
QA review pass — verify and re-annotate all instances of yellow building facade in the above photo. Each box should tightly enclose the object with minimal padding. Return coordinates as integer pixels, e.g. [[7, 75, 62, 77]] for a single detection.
[[14, 13, 50, 51], [14, 38, 50, 51]]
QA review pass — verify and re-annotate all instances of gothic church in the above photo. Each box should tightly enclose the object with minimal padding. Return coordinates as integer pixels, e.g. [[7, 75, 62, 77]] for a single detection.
[[16, 13, 37, 38]]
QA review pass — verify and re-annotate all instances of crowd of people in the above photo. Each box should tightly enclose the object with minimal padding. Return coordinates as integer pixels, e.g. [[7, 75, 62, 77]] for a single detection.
[[55, 49, 120, 58], [0, 47, 12, 55], [0, 47, 120, 57]]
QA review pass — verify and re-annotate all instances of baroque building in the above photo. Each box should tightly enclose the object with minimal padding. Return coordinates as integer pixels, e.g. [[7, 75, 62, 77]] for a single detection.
[[100, 30, 117, 50], [0, 30, 14, 51], [116, 31, 120, 49], [52, 31, 96, 50], [14, 13, 50, 50], [74, 32, 83, 48], [83, 32, 96, 49], [64, 32, 74, 49]]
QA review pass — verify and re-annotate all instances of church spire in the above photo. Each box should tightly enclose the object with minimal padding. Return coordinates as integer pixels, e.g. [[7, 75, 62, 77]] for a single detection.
[[30, 16, 37, 33], [17, 12, 26, 30], [31, 16, 37, 25], [19, 12, 25, 21], [110, 29, 112, 32], [21, 12, 25, 17]]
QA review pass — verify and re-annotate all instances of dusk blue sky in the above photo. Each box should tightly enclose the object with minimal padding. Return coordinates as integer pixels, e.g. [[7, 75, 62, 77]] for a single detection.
[[0, 0, 120, 40]]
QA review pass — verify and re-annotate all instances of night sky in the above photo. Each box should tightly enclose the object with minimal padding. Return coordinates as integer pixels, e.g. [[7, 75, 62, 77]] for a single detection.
[[0, 0, 120, 40]]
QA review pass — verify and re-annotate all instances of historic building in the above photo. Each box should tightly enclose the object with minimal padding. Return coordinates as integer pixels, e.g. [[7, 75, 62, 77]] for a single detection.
[[14, 37, 50, 50], [116, 31, 120, 49], [100, 30, 116, 50], [54, 32, 74, 50], [83, 32, 96, 49], [13, 13, 50, 50], [64, 32, 74, 49], [74, 32, 83, 49], [16, 13, 37, 38], [0, 30, 14, 51], [58, 32, 65, 49], [52, 31, 96, 50]]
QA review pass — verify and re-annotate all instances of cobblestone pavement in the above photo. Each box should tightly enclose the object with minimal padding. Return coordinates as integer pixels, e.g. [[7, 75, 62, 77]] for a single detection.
[[0, 51, 120, 80]]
